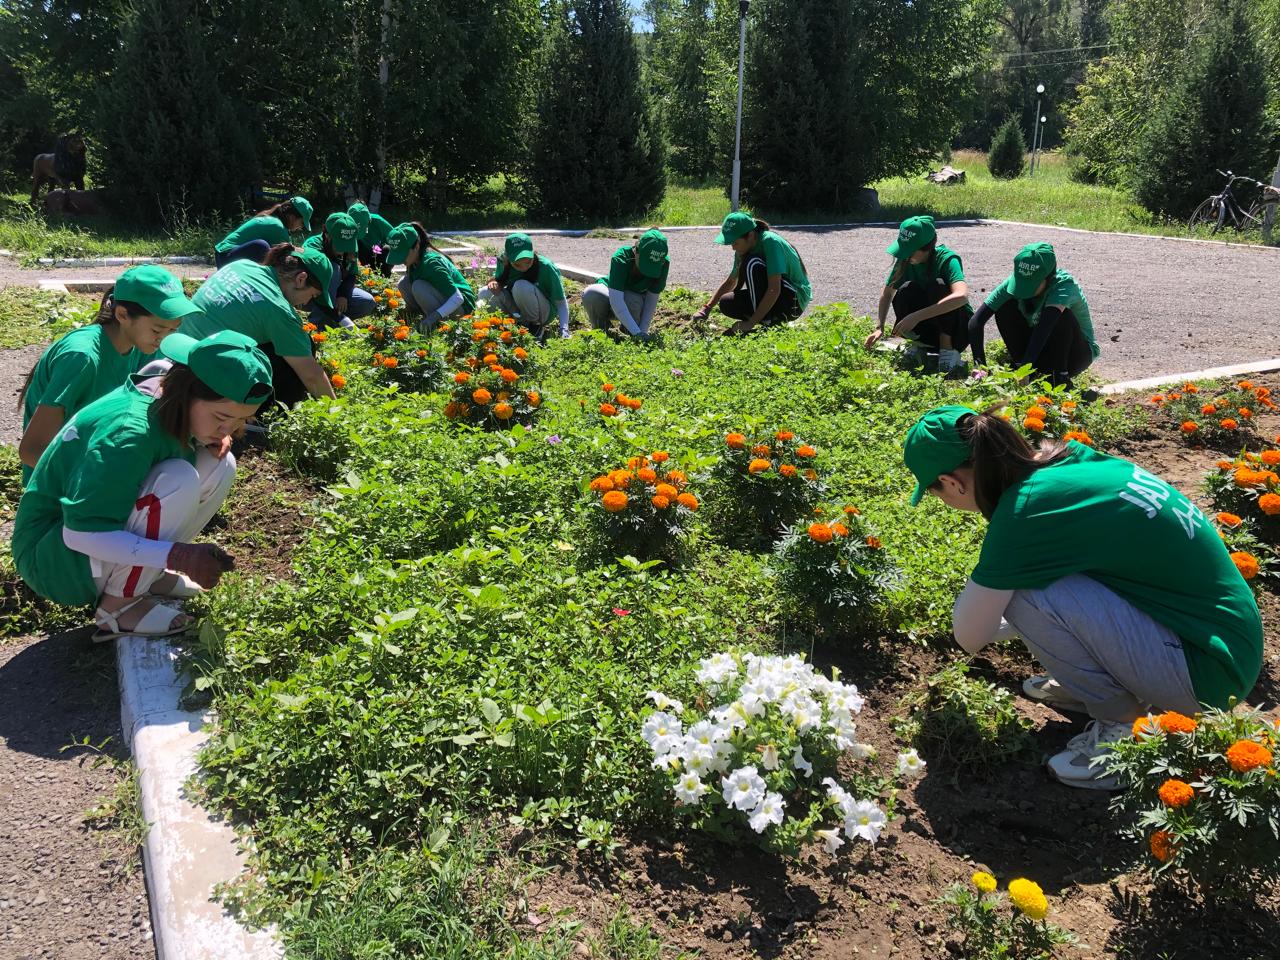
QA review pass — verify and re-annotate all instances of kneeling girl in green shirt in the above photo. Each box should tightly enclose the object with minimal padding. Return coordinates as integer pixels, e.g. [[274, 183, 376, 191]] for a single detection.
[[903, 405, 1262, 790], [11, 331, 275, 642], [214, 196, 314, 269], [384, 222, 476, 334], [696, 212, 812, 335], [479, 232, 571, 341]]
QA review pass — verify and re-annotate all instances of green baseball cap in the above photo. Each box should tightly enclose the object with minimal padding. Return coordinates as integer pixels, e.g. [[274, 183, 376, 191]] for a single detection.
[[347, 202, 371, 240], [325, 212, 360, 254], [113, 265, 201, 321], [288, 196, 314, 232], [886, 215, 936, 259], [293, 245, 334, 308], [504, 232, 535, 265], [384, 223, 419, 266], [715, 211, 756, 245], [1009, 242, 1057, 299], [160, 330, 274, 405], [635, 228, 668, 278], [903, 405, 975, 506]]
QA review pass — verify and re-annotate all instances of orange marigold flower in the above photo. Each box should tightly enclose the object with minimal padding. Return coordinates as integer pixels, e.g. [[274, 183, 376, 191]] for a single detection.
[[311, 332, 327, 343], [1239, 408, 1253, 419], [1259, 494, 1280, 516], [1023, 416, 1046, 432], [651, 451, 669, 463], [610, 471, 634, 488], [331, 374, 346, 390], [500, 331, 513, 342], [1256, 387, 1272, 399], [1218, 460, 1234, 470], [776, 430, 795, 441], [1151, 394, 1165, 404], [652, 494, 671, 509], [1259, 450, 1280, 465], [1217, 512, 1243, 527], [1231, 551, 1260, 580], [444, 401, 460, 419], [1036, 395, 1054, 406], [484, 341, 498, 352], [501, 369, 519, 384], [600, 403, 618, 417], [526, 391, 541, 407], [1202, 404, 1217, 415], [1158, 779, 1195, 808], [514, 347, 528, 360], [748, 458, 771, 474], [779, 464, 798, 478], [1026, 405, 1047, 419], [416, 349, 427, 358], [1132, 716, 1156, 739], [627, 397, 643, 411], [796, 445, 817, 458], [1183, 383, 1198, 394], [601, 490, 628, 512], [803, 468, 818, 481], [1239, 380, 1255, 390], [1226, 739, 1273, 773], [807, 523, 834, 544], [472, 388, 492, 405], [302, 322, 317, 332], [493, 402, 514, 420], [1157, 712, 1197, 735], [865, 536, 882, 549], [589, 476, 614, 493], [382, 356, 398, 368], [467, 357, 480, 369], [1180, 421, 1198, 434], [844, 505, 861, 515], [676, 492, 699, 510], [637, 467, 658, 483], [1150, 830, 1177, 863], [1061, 400, 1077, 412], [1220, 418, 1239, 430], [1063, 430, 1094, 446], [394, 328, 409, 341], [472, 319, 488, 329], [831, 522, 849, 537], [483, 353, 498, 365], [655, 483, 678, 500], [1167, 392, 1182, 401], [627, 456, 648, 470], [454, 371, 471, 384], [616, 393, 630, 405], [752, 444, 771, 456], [665, 470, 687, 486], [726, 432, 747, 449], [601, 382, 615, 392], [471, 331, 485, 342]]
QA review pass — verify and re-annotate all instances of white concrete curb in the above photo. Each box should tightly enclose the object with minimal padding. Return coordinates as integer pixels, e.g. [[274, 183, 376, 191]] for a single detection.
[[116, 637, 283, 960], [1100, 357, 1280, 395]]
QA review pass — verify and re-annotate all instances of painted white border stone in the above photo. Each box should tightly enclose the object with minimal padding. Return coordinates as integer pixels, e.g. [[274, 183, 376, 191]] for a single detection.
[[1100, 357, 1280, 395], [116, 637, 283, 960]]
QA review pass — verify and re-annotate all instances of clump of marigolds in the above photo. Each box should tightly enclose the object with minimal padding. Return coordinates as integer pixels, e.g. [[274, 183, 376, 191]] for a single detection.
[[1150, 380, 1274, 447], [1101, 705, 1280, 898], [441, 312, 546, 429], [715, 428, 822, 543], [937, 871, 1074, 959], [1015, 393, 1093, 446], [1206, 449, 1280, 547], [587, 381, 644, 422], [587, 452, 698, 558]]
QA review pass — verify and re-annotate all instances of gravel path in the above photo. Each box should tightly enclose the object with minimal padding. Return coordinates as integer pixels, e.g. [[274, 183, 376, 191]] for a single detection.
[[522, 223, 1280, 381]]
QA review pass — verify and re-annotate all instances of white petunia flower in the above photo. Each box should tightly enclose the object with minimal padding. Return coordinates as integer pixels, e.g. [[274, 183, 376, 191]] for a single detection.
[[849, 742, 878, 761], [684, 746, 714, 776], [844, 800, 887, 843], [791, 745, 813, 778], [828, 711, 858, 750], [815, 828, 845, 855], [673, 772, 708, 805], [652, 753, 681, 772], [721, 765, 767, 811], [696, 652, 739, 689], [896, 749, 927, 780], [747, 792, 786, 833], [822, 776, 856, 817], [759, 743, 780, 771], [641, 711, 683, 755], [645, 691, 684, 713]]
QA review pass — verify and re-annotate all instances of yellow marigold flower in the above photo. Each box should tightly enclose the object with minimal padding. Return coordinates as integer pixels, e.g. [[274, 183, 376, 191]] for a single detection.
[[1007, 878, 1048, 921], [971, 872, 997, 894], [610, 470, 634, 489], [601, 490, 628, 512]]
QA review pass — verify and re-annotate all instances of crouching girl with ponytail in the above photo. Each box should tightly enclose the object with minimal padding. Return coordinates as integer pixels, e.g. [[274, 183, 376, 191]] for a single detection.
[[383, 222, 476, 334], [18, 266, 199, 484], [11, 331, 274, 642], [903, 405, 1262, 789]]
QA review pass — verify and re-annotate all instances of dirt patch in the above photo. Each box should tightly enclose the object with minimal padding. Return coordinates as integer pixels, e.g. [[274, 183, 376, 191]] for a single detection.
[[512, 418, 1280, 960]]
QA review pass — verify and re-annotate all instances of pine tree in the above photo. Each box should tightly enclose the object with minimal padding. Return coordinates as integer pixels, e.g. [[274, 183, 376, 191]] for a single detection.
[[98, 0, 257, 224], [528, 0, 666, 221], [1133, 0, 1271, 216], [647, 0, 717, 182], [987, 118, 1028, 179]]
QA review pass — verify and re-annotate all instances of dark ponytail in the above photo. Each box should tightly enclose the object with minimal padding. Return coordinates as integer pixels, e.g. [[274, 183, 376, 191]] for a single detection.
[[255, 198, 303, 224], [409, 221, 445, 256], [263, 243, 322, 293], [937, 404, 1070, 518]]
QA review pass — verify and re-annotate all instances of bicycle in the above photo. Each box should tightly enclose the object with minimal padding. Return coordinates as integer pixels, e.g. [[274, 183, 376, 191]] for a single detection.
[[1188, 169, 1279, 235]]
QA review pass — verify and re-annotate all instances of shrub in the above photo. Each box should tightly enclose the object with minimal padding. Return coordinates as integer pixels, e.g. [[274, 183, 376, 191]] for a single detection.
[[1103, 706, 1280, 900], [271, 401, 360, 484], [987, 118, 1027, 180], [895, 662, 1037, 770], [714, 428, 822, 544], [938, 872, 1075, 958], [1205, 450, 1280, 544], [586, 452, 698, 559]]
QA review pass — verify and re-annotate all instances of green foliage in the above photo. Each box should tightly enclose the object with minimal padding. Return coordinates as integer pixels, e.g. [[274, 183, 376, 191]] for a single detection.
[[1132, 0, 1273, 217], [97, 0, 258, 224], [0, 286, 94, 348], [937, 875, 1076, 959], [644, 0, 720, 182], [987, 118, 1027, 180], [895, 662, 1037, 770], [527, 0, 666, 221], [1146, 379, 1272, 448], [1103, 705, 1280, 900]]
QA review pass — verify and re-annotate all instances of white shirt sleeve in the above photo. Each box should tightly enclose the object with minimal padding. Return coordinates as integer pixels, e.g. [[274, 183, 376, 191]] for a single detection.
[[638, 292, 660, 335], [436, 289, 464, 318], [555, 299, 571, 335], [63, 526, 173, 571], [607, 288, 641, 335], [952, 579, 1015, 654]]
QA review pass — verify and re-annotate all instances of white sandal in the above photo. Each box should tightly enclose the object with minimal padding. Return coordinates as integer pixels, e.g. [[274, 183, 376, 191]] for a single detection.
[[92, 597, 193, 643], [148, 573, 204, 599]]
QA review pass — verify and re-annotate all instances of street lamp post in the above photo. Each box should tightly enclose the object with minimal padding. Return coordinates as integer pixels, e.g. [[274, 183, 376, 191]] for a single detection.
[[730, 0, 749, 211], [1030, 83, 1044, 176], [1035, 115, 1047, 175]]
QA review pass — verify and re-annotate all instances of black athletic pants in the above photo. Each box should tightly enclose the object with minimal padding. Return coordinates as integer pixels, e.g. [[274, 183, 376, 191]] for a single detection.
[[891, 280, 970, 352], [969, 301, 1093, 387], [718, 253, 800, 327]]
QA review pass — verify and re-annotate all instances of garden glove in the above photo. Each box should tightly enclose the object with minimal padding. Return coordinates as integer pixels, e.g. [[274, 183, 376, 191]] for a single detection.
[[167, 542, 235, 589]]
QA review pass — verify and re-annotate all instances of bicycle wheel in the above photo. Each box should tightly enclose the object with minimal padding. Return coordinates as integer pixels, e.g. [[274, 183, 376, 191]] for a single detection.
[[1245, 199, 1278, 235], [1188, 198, 1226, 234]]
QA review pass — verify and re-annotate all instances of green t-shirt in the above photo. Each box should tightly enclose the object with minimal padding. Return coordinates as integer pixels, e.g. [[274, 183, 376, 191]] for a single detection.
[[494, 254, 566, 305], [970, 443, 1263, 709], [215, 216, 290, 254], [364, 214, 393, 247], [984, 269, 1098, 359], [598, 244, 669, 295], [182, 259, 311, 358], [409, 250, 477, 312], [885, 244, 974, 319], [12, 381, 195, 606], [733, 230, 811, 312]]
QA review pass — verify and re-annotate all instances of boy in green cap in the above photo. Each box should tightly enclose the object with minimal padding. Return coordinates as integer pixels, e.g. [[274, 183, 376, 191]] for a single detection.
[[12, 330, 275, 641], [967, 242, 1098, 387], [478, 232, 572, 340], [18, 265, 201, 484], [304, 212, 376, 330], [214, 196, 314, 268], [903, 404, 1261, 789], [349, 201, 395, 277], [866, 216, 972, 376], [580, 228, 669, 342], [694, 213, 811, 335]]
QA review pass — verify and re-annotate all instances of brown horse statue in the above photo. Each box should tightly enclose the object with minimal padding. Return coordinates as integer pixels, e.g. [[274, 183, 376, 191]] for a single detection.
[[31, 135, 87, 203]]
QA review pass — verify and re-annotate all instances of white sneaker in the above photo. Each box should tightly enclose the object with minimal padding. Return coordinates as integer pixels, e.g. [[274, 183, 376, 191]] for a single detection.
[[1047, 719, 1129, 790], [1022, 674, 1088, 714]]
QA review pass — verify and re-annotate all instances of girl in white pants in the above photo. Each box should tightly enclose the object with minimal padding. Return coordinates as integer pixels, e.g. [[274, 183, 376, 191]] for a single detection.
[[12, 330, 274, 642]]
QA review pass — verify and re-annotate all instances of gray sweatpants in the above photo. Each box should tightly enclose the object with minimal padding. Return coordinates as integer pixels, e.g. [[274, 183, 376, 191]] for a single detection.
[[581, 283, 647, 336], [399, 277, 447, 318], [1004, 574, 1200, 723], [478, 280, 551, 329]]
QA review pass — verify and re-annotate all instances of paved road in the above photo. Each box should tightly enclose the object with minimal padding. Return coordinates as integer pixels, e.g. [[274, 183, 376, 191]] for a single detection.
[[523, 222, 1280, 381]]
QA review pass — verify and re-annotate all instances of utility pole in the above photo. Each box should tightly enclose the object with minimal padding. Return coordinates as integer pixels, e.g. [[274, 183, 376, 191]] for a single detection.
[[730, 0, 749, 211]]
